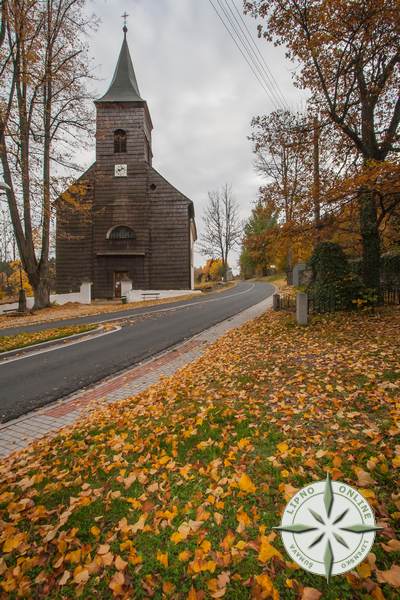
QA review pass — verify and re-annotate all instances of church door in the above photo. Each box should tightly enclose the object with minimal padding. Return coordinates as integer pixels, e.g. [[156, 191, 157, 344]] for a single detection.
[[114, 272, 129, 298]]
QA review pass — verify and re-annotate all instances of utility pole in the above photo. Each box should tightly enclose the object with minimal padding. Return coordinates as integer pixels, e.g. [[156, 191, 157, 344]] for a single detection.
[[312, 115, 321, 243]]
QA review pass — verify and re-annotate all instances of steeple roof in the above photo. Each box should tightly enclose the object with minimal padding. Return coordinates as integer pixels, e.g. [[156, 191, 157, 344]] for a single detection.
[[97, 28, 143, 103]]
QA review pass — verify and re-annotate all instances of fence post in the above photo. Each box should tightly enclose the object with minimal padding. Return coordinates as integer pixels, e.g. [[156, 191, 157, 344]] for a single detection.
[[272, 293, 281, 311], [296, 292, 308, 325]]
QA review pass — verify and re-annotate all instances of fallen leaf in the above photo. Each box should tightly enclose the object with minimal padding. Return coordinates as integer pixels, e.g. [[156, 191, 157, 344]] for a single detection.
[[301, 588, 322, 600], [238, 473, 256, 493], [376, 564, 400, 587]]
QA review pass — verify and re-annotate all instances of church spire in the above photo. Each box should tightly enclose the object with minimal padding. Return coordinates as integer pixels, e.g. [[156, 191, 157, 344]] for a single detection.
[[97, 21, 143, 103]]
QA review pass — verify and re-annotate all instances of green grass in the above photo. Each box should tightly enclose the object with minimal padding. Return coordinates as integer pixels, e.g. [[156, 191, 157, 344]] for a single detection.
[[0, 308, 399, 598], [0, 324, 97, 353]]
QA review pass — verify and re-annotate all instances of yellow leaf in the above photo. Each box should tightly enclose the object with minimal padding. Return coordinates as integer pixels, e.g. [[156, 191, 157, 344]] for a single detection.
[[171, 531, 184, 544], [65, 549, 81, 564], [392, 455, 400, 468], [277, 442, 289, 453], [258, 536, 283, 563], [200, 539, 211, 554], [178, 550, 191, 561], [255, 573, 273, 593], [357, 562, 371, 578], [3, 532, 26, 553], [156, 551, 168, 567], [90, 526, 100, 538], [238, 473, 256, 493]]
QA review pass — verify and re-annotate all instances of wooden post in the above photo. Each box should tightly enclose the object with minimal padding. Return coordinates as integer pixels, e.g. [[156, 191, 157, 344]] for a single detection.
[[273, 293, 281, 311], [313, 116, 321, 244]]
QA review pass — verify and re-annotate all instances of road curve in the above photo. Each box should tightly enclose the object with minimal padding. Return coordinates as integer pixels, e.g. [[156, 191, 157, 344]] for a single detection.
[[0, 281, 273, 422]]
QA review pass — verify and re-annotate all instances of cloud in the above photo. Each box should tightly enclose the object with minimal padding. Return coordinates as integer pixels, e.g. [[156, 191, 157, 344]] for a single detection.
[[84, 0, 305, 268]]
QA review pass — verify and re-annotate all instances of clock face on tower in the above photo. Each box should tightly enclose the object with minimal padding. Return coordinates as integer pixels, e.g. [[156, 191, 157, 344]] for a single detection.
[[114, 164, 127, 177]]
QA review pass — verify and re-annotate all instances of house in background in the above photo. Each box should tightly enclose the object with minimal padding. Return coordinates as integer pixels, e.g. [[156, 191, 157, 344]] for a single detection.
[[56, 25, 196, 300]]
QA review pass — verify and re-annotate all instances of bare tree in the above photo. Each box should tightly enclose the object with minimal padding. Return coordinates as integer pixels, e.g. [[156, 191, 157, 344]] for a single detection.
[[200, 184, 243, 281], [0, 0, 96, 308]]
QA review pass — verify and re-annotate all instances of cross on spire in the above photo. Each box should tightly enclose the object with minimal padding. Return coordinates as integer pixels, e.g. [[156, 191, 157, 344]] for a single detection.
[[122, 11, 129, 34]]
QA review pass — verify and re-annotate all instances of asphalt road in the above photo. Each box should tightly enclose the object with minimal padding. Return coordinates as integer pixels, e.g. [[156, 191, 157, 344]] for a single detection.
[[0, 281, 273, 422]]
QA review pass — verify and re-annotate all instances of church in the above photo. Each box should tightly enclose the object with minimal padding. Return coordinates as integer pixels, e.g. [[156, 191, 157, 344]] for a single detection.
[[56, 25, 196, 300]]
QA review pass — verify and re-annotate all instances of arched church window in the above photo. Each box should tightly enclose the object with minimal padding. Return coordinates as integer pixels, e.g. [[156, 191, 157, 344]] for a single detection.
[[108, 225, 135, 241], [114, 129, 127, 153]]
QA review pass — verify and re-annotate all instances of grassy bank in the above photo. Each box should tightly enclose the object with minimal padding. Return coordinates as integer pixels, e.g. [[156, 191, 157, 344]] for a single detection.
[[0, 324, 97, 353], [0, 308, 399, 598], [0, 294, 199, 331]]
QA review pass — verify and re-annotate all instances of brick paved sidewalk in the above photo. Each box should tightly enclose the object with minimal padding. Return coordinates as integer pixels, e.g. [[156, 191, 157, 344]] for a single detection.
[[0, 295, 273, 458]]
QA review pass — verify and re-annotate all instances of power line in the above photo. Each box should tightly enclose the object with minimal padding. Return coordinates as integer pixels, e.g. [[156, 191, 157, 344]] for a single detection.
[[207, 0, 290, 111], [217, 0, 284, 109], [206, 0, 281, 107], [227, 0, 290, 110]]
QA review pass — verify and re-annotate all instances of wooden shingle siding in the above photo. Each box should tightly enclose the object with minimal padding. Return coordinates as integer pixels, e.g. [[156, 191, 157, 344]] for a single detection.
[[56, 166, 95, 294], [56, 99, 194, 299]]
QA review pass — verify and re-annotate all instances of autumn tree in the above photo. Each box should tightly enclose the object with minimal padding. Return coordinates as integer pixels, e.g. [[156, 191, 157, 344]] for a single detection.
[[245, 0, 400, 292], [200, 184, 243, 281], [0, 0, 95, 308], [240, 200, 277, 277], [250, 109, 315, 278]]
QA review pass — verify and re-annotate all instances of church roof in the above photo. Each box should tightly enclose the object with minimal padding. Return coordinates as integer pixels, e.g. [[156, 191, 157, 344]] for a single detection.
[[97, 28, 143, 103]]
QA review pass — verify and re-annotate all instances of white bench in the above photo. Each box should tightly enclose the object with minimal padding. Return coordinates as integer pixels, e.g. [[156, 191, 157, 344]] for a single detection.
[[141, 292, 160, 301]]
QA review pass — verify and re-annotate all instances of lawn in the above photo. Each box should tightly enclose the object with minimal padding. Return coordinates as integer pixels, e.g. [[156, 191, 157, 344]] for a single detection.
[[0, 307, 399, 598], [0, 294, 199, 331], [0, 324, 98, 353]]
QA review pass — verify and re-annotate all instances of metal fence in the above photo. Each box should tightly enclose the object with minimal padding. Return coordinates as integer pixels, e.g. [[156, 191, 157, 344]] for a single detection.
[[382, 286, 400, 306], [307, 293, 341, 315], [274, 286, 400, 316], [279, 294, 296, 311]]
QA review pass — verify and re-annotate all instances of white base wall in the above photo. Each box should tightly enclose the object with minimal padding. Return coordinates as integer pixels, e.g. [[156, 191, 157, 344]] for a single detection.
[[0, 285, 201, 315], [127, 289, 201, 302], [0, 282, 92, 314]]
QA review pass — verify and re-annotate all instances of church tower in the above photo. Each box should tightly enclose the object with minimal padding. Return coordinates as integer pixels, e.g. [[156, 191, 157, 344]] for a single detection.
[[56, 24, 196, 299], [92, 25, 154, 296]]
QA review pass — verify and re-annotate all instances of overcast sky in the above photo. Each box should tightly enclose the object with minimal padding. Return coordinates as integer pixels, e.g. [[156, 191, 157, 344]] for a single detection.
[[84, 0, 305, 268]]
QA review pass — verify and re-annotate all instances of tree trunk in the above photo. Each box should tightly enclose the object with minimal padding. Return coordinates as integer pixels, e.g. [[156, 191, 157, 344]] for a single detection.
[[32, 278, 50, 310], [359, 188, 381, 292]]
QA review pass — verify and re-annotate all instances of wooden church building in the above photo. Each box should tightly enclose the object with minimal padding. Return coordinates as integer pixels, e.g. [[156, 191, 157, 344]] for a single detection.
[[56, 25, 197, 299]]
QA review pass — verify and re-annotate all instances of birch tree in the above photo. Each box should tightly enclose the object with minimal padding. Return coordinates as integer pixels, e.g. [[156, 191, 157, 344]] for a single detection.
[[200, 184, 243, 281]]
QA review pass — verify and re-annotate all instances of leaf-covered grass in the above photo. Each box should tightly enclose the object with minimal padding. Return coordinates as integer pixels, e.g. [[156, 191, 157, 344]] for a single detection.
[[0, 308, 399, 598], [0, 324, 97, 353]]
